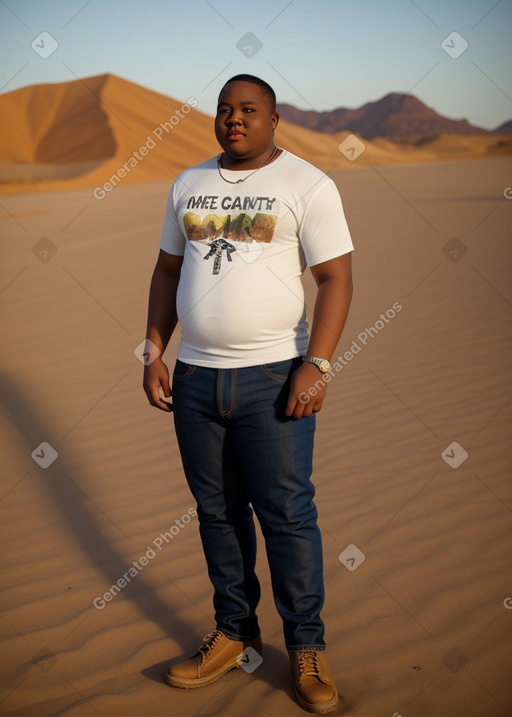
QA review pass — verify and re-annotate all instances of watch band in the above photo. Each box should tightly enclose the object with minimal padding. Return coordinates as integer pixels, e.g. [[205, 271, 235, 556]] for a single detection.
[[302, 355, 331, 373]]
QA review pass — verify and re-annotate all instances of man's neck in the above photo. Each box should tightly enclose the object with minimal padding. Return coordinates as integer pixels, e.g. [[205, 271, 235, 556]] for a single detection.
[[220, 146, 280, 171]]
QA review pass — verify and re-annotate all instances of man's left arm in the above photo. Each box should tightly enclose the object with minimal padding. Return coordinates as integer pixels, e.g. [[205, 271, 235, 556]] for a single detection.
[[286, 252, 353, 418]]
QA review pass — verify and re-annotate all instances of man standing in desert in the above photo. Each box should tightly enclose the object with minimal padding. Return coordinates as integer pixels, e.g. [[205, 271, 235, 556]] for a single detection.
[[143, 74, 353, 714]]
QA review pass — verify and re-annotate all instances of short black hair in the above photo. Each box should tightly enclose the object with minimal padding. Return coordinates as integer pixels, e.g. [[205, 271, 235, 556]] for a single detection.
[[220, 74, 276, 112]]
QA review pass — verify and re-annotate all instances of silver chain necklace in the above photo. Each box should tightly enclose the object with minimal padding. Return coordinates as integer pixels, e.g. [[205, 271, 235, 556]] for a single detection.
[[216, 146, 279, 184]]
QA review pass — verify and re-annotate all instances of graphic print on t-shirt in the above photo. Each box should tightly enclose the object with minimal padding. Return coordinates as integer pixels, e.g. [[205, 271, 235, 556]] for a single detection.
[[183, 194, 278, 274]]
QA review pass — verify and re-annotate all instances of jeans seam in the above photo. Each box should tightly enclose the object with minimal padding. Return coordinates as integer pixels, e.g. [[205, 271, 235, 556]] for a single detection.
[[173, 362, 196, 381], [260, 357, 301, 381], [260, 365, 289, 381], [217, 368, 236, 417]]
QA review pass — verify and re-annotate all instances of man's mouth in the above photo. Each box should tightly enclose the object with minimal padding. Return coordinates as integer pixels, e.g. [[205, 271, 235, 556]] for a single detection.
[[227, 131, 245, 140]]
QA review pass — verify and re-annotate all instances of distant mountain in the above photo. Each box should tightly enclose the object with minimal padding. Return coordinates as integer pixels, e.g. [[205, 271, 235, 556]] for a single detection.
[[495, 119, 512, 134], [277, 93, 497, 141]]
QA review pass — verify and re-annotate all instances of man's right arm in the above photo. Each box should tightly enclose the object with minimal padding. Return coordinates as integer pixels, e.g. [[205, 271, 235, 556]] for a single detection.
[[143, 250, 183, 412]]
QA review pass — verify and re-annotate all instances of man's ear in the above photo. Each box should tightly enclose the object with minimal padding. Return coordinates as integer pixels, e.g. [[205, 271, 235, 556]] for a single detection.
[[271, 111, 279, 129]]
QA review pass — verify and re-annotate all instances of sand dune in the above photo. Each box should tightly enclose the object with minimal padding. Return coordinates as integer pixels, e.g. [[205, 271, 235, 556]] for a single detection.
[[1, 74, 511, 196]]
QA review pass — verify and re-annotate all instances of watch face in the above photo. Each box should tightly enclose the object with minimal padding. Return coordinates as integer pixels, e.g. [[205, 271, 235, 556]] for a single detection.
[[319, 359, 331, 373]]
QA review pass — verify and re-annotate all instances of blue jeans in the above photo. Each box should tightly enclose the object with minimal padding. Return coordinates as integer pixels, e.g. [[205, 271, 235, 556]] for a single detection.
[[171, 356, 325, 650]]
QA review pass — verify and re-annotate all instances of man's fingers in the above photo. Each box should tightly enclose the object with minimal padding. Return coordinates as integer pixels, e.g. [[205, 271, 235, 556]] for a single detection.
[[159, 391, 173, 411], [146, 386, 170, 412], [143, 358, 173, 411], [153, 382, 172, 411], [285, 395, 298, 417], [287, 396, 311, 419], [287, 397, 323, 419]]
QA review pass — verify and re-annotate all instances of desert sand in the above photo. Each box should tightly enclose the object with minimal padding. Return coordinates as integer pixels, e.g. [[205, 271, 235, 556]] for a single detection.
[[1, 154, 511, 717], [1, 74, 511, 197]]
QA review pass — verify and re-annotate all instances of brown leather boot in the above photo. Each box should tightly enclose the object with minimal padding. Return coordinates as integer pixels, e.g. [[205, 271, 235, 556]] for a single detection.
[[165, 630, 263, 688], [288, 650, 339, 714]]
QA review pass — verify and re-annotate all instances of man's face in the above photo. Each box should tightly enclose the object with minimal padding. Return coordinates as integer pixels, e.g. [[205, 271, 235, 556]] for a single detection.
[[215, 81, 279, 161]]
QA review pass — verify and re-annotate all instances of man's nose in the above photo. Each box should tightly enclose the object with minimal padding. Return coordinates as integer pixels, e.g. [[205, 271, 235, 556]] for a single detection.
[[227, 112, 243, 125]]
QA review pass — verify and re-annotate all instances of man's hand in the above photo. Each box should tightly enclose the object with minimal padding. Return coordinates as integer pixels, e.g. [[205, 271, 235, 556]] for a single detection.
[[285, 362, 327, 419], [143, 357, 173, 412]]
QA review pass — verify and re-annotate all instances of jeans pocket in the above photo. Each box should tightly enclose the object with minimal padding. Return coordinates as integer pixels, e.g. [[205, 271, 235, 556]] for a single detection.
[[260, 357, 300, 381], [173, 359, 196, 381]]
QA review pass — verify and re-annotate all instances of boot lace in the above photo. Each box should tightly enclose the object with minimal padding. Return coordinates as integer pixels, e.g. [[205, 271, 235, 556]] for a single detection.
[[297, 650, 321, 682], [197, 630, 223, 663]]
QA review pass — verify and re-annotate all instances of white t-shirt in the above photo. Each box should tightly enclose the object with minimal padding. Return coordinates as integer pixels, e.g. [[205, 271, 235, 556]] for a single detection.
[[159, 150, 353, 368]]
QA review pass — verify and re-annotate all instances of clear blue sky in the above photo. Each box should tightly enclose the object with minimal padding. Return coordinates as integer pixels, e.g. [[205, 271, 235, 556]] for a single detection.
[[1, 0, 511, 130]]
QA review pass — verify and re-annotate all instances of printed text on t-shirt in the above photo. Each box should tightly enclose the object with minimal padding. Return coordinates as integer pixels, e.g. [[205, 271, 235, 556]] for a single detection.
[[186, 195, 277, 211]]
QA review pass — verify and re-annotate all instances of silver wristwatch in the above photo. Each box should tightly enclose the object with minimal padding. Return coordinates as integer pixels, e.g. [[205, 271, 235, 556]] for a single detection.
[[302, 355, 331, 374]]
